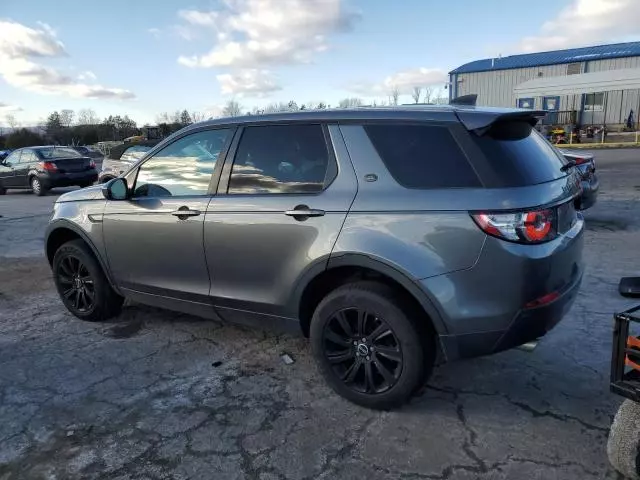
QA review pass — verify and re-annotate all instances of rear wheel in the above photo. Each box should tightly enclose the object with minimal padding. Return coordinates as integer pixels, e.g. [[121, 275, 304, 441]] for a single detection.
[[0, 183, 6, 195], [310, 281, 434, 410], [30, 177, 47, 196], [52, 239, 123, 322]]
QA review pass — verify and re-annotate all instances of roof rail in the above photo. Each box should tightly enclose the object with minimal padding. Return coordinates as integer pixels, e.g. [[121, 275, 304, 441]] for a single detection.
[[450, 94, 477, 106]]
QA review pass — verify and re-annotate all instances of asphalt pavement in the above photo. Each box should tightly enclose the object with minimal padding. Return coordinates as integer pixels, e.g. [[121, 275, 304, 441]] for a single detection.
[[1, 149, 640, 479]]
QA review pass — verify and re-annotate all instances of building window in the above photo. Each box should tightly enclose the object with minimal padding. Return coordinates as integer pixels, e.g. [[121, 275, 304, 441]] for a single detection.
[[584, 93, 604, 112], [518, 98, 535, 109], [567, 62, 582, 75]]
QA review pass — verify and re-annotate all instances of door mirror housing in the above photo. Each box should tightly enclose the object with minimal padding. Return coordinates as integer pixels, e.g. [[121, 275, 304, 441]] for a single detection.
[[102, 177, 129, 200]]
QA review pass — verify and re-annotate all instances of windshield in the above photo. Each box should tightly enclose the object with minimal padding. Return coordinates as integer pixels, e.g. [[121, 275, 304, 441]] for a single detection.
[[36, 147, 83, 159]]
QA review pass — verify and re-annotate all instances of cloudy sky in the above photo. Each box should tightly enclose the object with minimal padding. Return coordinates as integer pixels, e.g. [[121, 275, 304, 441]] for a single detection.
[[1, 0, 639, 125]]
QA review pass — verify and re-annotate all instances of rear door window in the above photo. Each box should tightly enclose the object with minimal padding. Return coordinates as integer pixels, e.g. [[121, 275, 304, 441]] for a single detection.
[[228, 124, 332, 194], [470, 121, 566, 187], [364, 124, 481, 189]]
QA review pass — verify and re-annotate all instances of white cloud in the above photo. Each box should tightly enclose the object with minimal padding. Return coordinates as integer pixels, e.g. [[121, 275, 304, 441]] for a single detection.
[[0, 20, 135, 100], [217, 69, 282, 97], [176, 0, 359, 68], [147, 27, 161, 38], [348, 68, 448, 96], [0, 102, 22, 113], [78, 70, 97, 81], [518, 0, 640, 53]]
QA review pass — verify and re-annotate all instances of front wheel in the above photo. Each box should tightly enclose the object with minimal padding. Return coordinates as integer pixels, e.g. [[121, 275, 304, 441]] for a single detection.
[[310, 281, 434, 410], [31, 177, 47, 196], [52, 239, 124, 322]]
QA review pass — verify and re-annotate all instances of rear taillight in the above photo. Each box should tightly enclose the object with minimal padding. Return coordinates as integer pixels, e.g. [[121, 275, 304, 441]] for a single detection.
[[572, 157, 588, 165], [471, 208, 557, 244], [39, 161, 57, 172], [89, 160, 96, 169]]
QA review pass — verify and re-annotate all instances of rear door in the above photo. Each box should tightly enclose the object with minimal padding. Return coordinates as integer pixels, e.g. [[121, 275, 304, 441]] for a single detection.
[[0, 150, 21, 187], [14, 149, 36, 187], [204, 123, 358, 324]]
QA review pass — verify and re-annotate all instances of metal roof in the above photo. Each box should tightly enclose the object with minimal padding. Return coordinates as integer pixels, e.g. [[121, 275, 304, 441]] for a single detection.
[[449, 42, 640, 74]]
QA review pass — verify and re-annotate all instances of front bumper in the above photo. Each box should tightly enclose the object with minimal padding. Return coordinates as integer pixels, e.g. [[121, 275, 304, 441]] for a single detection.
[[40, 170, 98, 188]]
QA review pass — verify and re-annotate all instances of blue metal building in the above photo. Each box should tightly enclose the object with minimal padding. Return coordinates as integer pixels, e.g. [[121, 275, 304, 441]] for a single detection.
[[449, 42, 640, 126]]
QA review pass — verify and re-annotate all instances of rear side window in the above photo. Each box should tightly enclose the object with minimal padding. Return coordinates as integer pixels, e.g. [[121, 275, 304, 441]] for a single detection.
[[364, 124, 481, 189], [470, 122, 566, 187]]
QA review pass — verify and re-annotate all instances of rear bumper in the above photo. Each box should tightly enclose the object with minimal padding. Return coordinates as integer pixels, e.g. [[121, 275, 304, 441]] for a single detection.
[[439, 269, 582, 359], [39, 170, 98, 188], [576, 174, 599, 210], [425, 213, 585, 361]]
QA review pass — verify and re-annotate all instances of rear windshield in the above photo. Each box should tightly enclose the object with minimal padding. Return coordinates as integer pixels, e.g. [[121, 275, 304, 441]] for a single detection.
[[35, 147, 82, 159], [471, 122, 566, 187], [120, 145, 152, 162]]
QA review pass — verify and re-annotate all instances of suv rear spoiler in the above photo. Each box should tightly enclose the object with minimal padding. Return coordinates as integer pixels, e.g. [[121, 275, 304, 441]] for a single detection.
[[454, 109, 547, 134]]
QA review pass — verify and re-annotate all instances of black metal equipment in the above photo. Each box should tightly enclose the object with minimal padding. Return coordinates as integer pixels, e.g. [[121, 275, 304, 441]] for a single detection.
[[611, 304, 640, 402]]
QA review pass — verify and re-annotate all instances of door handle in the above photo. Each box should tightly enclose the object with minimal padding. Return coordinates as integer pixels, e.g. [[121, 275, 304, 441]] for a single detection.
[[285, 205, 325, 220], [171, 207, 201, 219]]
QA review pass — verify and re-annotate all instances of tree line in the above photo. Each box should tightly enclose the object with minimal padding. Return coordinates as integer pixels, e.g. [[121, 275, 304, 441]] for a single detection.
[[0, 108, 200, 150], [0, 89, 446, 149]]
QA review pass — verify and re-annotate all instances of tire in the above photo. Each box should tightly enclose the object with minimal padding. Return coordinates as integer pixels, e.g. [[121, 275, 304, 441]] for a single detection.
[[608, 399, 640, 479], [52, 239, 124, 322], [310, 281, 434, 410], [0, 184, 6, 195], [30, 176, 47, 196], [79, 182, 94, 188]]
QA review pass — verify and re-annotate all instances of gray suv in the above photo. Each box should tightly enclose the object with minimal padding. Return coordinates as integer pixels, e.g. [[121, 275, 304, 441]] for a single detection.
[[46, 106, 584, 409]]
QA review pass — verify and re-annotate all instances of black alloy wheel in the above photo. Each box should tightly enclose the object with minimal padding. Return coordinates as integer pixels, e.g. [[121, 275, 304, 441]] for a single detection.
[[311, 281, 433, 409], [56, 254, 96, 313], [52, 239, 124, 322], [323, 308, 403, 394]]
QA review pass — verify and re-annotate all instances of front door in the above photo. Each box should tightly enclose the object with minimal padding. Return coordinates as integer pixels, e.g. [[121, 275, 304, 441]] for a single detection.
[[102, 127, 234, 318], [0, 150, 21, 187], [204, 123, 358, 325]]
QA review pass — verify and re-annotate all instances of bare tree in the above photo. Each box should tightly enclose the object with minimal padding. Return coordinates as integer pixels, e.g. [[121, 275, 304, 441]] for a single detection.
[[222, 100, 242, 117], [338, 97, 364, 108], [77, 108, 99, 125], [389, 86, 400, 106], [4, 114, 18, 130], [59, 109, 75, 128], [431, 87, 444, 104], [190, 111, 206, 123], [411, 87, 422, 104], [423, 87, 433, 104], [156, 112, 171, 123]]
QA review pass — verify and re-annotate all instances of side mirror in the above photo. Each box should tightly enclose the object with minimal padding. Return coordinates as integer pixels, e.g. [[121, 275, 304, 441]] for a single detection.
[[102, 177, 129, 200]]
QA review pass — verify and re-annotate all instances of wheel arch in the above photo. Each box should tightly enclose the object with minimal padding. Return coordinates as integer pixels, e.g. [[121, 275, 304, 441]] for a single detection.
[[45, 220, 121, 294], [295, 253, 449, 339]]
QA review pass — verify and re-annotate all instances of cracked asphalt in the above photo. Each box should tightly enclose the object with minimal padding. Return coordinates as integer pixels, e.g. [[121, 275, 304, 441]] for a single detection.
[[1, 149, 640, 479]]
